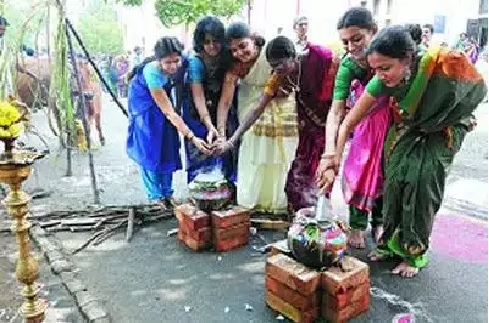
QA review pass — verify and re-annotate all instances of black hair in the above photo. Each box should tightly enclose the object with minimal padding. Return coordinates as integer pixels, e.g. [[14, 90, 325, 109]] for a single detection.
[[0, 16, 9, 27], [265, 36, 296, 61], [405, 23, 422, 45], [422, 24, 433, 34], [193, 16, 225, 53], [154, 36, 183, 59], [225, 22, 266, 47], [293, 16, 308, 28], [367, 25, 416, 59], [337, 7, 376, 31]]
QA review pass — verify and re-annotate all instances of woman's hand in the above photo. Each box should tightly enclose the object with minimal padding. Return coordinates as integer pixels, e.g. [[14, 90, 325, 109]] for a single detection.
[[206, 125, 219, 144], [213, 139, 234, 156], [315, 156, 339, 193], [191, 136, 213, 155]]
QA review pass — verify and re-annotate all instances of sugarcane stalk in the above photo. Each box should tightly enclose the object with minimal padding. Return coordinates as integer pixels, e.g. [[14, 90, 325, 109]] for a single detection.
[[64, 19, 100, 204]]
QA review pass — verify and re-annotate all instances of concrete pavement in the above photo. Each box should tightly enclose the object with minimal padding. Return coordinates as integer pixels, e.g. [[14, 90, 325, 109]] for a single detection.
[[5, 94, 487, 322]]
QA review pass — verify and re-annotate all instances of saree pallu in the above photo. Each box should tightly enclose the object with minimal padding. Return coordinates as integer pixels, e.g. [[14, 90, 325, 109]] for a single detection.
[[342, 81, 391, 211], [285, 121, 324, 212], [378, 47, 487, 268]]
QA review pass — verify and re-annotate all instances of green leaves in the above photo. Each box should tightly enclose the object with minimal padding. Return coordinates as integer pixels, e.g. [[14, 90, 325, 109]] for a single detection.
[[122, 0, 247, 27], [115, 0, 143, 5], [77, 6, 123, 55]]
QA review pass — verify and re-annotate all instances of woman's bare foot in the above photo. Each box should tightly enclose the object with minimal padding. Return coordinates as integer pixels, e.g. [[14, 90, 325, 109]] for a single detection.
[[348, 230, 366, 249], [371, 226, 384, 243], [391, 261, 419, 278], [156, 199, 168, 211], [367, 248, 392, 262]]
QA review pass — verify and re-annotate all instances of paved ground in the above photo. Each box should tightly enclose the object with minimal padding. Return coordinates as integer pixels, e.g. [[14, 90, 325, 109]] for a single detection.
[[0, 232, 84, 323], [1, 90, 487, 322]]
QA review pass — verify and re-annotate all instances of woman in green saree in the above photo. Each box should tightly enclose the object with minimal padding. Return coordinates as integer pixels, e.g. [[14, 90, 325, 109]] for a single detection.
[[317, 26, 487, 278]]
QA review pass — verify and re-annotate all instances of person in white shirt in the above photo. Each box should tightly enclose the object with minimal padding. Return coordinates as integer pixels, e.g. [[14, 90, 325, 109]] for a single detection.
[[293, 16, 308, 52]]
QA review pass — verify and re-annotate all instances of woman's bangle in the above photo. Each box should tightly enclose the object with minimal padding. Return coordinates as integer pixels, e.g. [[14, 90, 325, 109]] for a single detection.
[[321, 152, 336, 159], [187, 131, 195, 141], [217, 127, 226, 137]]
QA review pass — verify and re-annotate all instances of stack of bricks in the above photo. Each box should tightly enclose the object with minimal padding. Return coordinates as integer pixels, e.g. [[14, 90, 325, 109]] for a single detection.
[[265, 240, 370, 323], [211, 206, 251, 252], [176, 204, 251, 252], [176, 204, 212, 251], [265, 254, 321, 323], [321, 256, 370, 322]]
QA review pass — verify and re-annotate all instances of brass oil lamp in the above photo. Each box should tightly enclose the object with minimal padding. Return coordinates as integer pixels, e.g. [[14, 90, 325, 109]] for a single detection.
[[0, 98, 47, 322]]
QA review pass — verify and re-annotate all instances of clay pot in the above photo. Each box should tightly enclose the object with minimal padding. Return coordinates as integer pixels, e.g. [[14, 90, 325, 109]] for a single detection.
[[287, 207, 348, 269]]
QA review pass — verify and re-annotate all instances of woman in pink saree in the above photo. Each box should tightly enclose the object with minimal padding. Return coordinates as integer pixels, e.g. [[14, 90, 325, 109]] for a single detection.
[[317, 7, 390, 248]]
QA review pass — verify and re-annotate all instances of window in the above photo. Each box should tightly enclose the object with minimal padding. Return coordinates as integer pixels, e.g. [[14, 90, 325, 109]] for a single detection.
[[387, 0, 393, 15], [480, 0, 488, 14], [373, 0, 381, 16], [360, 0, 367, 7], [385, 18, 392, 26]]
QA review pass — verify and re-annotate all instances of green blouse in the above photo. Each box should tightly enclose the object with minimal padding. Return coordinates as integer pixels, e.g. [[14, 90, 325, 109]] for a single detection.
[[365, 74, 413, 102], [332, 56, 368, 100]]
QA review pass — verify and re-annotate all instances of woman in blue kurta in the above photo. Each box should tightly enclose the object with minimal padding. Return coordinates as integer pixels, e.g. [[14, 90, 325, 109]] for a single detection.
[[127, 37, 211, 209], [183, 16, 239, 183]]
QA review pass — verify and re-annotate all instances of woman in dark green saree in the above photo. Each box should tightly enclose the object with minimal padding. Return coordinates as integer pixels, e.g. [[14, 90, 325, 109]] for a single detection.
[[317, 26, 487, 278]]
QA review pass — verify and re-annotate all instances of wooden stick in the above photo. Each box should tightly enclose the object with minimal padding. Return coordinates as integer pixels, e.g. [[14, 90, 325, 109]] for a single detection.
[[93, 220, 127, 246], [126, 207, 134, 242]]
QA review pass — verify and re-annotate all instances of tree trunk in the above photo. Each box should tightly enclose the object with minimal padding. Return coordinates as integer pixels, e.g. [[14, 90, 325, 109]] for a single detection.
[[65, 20, 100, 205]]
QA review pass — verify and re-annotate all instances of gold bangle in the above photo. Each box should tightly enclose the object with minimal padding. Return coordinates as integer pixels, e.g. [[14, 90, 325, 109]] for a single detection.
[[187, 131, 195, 141]]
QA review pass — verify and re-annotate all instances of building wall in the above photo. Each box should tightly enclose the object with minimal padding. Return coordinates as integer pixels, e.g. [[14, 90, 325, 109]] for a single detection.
[[351, 0, 480, 44], [116, 0, 183, 55]]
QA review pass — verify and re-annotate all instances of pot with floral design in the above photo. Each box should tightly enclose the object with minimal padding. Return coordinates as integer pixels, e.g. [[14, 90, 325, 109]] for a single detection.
[[287, 197, 348, 269]]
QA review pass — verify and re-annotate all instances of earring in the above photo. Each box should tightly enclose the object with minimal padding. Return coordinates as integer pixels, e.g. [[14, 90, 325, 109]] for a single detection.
[[404, 66, 411, 82]]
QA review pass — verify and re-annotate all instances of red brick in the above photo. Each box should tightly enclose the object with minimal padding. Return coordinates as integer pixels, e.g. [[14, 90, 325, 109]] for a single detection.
[[323, 280, 370, 310], [213, 233, 249, 252], [266, 276, 320, 311], [213, 221, 250, 241], [266, 254, 320, 296], [321, 256, 369, 294], [322, 293, 370, 323], [265, 290, 319, 323], [177, 230, 211, 251], [211, 206, 251, 229], [176, 204, 211, 231], [178, 223, 212, 242]]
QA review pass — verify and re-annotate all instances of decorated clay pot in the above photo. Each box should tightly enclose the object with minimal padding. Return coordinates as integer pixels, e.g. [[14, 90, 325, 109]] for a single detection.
[[287, 207, 348, 269], [188, 172, 231, 211]]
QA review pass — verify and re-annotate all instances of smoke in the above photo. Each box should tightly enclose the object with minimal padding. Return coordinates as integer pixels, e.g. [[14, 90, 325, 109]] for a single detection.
[[192, 159, 225, 182]]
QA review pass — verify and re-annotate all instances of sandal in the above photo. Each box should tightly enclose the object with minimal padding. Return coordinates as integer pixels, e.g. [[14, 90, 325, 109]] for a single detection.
[[165, 197, 177, 210]]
